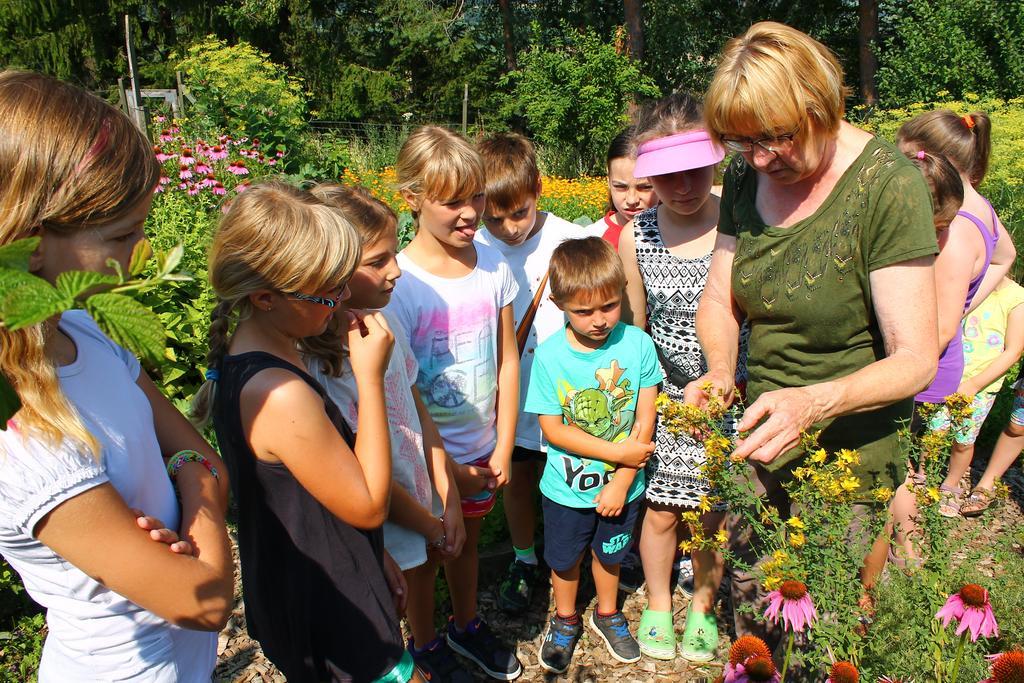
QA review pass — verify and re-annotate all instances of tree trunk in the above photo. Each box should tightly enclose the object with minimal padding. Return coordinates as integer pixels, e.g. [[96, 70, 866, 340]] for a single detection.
[[858, 0, 879, 105], [499, 0, 516, 71], [623, 0, 644, 61]]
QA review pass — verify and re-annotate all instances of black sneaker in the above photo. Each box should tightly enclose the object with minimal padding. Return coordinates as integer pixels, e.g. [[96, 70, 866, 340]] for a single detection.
[[446, 616, 523, 680], [539, 614, 583, 674], [409, 637, 474, 683], [497, 560, 541, 613], [588, 610, 641, 663]]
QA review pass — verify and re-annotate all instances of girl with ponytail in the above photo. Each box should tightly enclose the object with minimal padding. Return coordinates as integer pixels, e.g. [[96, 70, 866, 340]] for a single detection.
[[0, 70, 232, 681]]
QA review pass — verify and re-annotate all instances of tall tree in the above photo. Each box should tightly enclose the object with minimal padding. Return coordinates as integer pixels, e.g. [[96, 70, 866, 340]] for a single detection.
[[498, 0, 516, 70], [858, 0, 879, 105], [623, 0, 644, 60]]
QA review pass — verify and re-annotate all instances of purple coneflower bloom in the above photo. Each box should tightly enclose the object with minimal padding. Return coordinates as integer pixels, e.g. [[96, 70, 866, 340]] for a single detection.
[[982, 649, 1024, 682], [764, 580, 817, 632], [159, 129, 173, 143], [212, 182, 226, 196], [178, 165, 193, 180], [935, 584, 998, 642], [724, 656, 781, 683], [228, 161, 250, 176], [195, 163, 212, 175], [179, 148, 196, 165], [208, 145, 228, 160]]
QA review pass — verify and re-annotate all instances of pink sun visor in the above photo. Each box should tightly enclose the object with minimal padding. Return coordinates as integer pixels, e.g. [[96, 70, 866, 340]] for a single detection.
[[633, 130, 725, 178]]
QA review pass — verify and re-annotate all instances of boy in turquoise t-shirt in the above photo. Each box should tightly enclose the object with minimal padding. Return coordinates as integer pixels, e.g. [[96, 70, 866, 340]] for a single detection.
[[524, 236, 660, 674]]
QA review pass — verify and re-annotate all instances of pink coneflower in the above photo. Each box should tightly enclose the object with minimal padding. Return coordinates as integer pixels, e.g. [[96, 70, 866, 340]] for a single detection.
[[170, 125, 180, 134], [159, 129, 173, 143], [178, 164, 193, 180], [228, 161, 249, 176], [158, 174, 171, 185], [200, 172, 216, 188], [764, 580, 817, 632], [211, 181, 226, 196], [724, 655, 781, 683], [276, 150, 284, 158], [187, 183, 200, 196], [878, 676, 914, 682], [195, 162, 212, 175], [267, 157, 277, 166], [153, 183, 164, 194], [179, 148, 196, 165], [935, 584, 999, 642], [155, 114, 166, 123], [235, 181, 250, 193], [208, 144, 228, 160], [826, 661, 859, 683], [982, 649, 1024, 682], [155, 149, 174, 163], [178, 182, 188, 191]]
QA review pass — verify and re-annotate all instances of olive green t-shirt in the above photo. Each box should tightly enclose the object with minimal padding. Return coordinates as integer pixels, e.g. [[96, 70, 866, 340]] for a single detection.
[[718, 137, 938, 492]]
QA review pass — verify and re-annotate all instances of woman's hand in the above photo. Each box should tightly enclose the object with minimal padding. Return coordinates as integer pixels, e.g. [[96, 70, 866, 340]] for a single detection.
[[452, 461, 497, 498], [732, 385, 826, 463], [345, 309, 394, 384], [683, 368, 736, 409]]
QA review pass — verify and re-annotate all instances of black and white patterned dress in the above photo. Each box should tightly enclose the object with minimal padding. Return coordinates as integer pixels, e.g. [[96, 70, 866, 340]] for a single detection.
[[634, 207, 745, 508]]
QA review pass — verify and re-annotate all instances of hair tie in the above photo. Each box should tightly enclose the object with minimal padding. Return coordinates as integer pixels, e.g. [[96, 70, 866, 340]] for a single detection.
[[962, 115, 975, 130], [205, 369, 220, 381], [916, 150, 926, 160]]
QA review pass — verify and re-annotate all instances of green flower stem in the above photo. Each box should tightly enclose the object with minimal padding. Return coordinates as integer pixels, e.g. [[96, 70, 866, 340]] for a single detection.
[[948, 630, 968, 683], [780, 630, 795, 682]]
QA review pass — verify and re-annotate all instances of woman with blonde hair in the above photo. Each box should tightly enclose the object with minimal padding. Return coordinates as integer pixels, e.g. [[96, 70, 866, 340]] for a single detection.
[[193, 180, 423, 682], [0, 70, 232, 681], [685, 22, 940, 646]]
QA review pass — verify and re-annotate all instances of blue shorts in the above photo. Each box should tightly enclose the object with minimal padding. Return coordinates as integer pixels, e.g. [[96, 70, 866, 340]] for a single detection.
[[541, 494, 641, 572]]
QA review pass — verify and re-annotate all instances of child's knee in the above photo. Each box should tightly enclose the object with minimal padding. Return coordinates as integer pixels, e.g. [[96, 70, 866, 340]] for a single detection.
[[1006, 420, 1024, 438]]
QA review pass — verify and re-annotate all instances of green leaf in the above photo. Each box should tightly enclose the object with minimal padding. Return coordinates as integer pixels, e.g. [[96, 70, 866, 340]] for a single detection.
[[54, 270, 118, 300], [128, 239, 154, 277], [0, 237, 40, 271], [0, 371, 21, 428], [84, 293, 166, 365], [0, 274, 73, 330], [155, 244, 184, 278]]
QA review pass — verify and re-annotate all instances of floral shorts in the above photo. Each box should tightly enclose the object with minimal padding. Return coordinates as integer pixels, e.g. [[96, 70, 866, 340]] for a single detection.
[[927, 392, 998, 445], [1010, 381, 1024, 427]]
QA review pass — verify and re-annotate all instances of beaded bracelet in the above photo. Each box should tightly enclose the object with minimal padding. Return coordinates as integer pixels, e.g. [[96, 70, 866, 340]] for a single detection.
[[167, 449, 219, 481], [427, 515, 446, 550]]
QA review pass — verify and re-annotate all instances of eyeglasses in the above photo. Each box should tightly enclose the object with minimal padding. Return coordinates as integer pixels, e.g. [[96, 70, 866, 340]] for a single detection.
[[287, 291, 345, 308], [721, 130, 799, 155]]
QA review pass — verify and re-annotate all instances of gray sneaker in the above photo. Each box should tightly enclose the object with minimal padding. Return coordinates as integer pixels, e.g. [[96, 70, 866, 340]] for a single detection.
[[588, 611, 641, 663], [539, 614, 583, 674]]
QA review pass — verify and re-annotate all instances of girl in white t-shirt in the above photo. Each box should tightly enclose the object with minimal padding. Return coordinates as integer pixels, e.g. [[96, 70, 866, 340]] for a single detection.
[[389, 126, 523, 680], [0, 71, 232, 682], [304, 183, 470, 681]]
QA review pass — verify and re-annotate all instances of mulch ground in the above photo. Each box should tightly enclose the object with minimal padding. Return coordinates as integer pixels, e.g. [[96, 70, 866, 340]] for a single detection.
[[213, 459, 1024, 682]]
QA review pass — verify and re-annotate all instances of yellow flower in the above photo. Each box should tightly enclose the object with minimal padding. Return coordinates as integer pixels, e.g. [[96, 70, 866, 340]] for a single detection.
[[715, 530, 729, 546], [793, 466, 811, 480], [926, 486, 941, 503], [681, 510, 701, 524], [836, 448, 860, 468], [763, 575, 782, 592], [788, 531, 806, 548], [786, 516, 805, 531], [841, 476, 861, 494], [810, 448, 828, 465], [679, 539, 693, 554], [872, 486, 894, 503], [772, 550, 789, 563]]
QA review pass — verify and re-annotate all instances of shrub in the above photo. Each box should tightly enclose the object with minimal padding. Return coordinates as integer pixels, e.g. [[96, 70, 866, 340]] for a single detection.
[[498, 25, 659, 177], [876, 0, 1024, 107], [175, 37, 307, 154]]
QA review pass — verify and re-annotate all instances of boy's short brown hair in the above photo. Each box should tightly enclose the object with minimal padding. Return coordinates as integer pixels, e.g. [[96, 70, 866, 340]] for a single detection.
[[549, 236, 626, 304], [477, 132, 541, 214]]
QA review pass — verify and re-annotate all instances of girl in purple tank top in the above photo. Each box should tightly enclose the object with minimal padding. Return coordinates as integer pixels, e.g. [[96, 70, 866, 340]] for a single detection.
[[890, 110, 1017, 563]]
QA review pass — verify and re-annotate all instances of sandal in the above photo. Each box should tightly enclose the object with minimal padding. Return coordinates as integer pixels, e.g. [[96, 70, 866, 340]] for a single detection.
[[679, 604, 718, 663], [960, 487, 994, 517], [637, 609, 676, 660], [938, 485, 963, 518]]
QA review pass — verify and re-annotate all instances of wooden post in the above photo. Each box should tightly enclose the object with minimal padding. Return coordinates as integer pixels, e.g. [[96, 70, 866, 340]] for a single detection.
[[117, 77, 129, 118], [124, 14, 149, 137], [462, 83, 469, 136], [174, 71, 186, 118]]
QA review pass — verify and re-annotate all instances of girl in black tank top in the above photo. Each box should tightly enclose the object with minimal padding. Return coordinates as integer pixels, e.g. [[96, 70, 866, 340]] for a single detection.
[[192, 182, 416, 683]]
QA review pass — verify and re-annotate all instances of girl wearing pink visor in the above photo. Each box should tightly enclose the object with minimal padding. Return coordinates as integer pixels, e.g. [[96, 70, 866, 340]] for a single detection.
[[619, 92, 746, 662]]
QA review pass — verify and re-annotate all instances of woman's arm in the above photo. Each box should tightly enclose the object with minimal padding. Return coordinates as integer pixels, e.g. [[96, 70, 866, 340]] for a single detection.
[[685, 233, 744, 407], [732, 255, 938, 462], [245, 311, 395, 529], [490, 303, 519, 488], [967, 217, 1016, 314], [618, 221, 646, 328], [35, 483, 233, 630], [958, 304, 1024, 396]]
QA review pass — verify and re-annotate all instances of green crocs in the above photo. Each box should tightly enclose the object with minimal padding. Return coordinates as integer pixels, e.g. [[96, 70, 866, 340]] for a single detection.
[[637, 609, 676, 660], [679, 605, 718, 662]]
